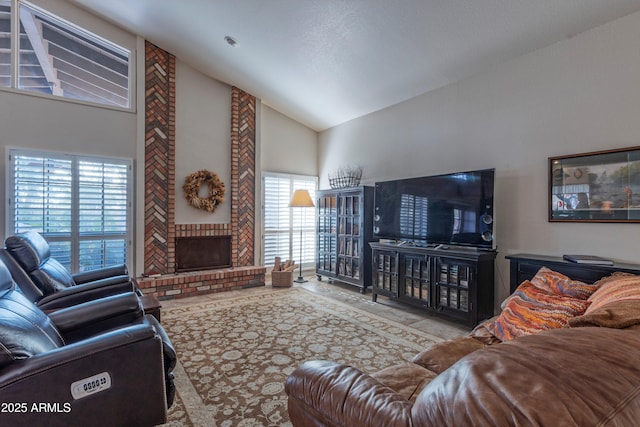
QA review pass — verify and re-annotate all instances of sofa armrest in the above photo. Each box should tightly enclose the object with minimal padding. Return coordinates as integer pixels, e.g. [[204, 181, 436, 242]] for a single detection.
[[412, 327, 640, 427], [37, 279, 136, 311], [285, 360, 413, 427], [143, 314, 177, 406], [71, 264, 128, 284], [48, 292, 143, 342], [412, 336, 489, 374], [469, 318, 503, 345], [0, 324, 167, 427]]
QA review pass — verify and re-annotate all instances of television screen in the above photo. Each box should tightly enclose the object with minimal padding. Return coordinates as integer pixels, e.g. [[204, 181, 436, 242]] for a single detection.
[[373, 169, 495, 249]]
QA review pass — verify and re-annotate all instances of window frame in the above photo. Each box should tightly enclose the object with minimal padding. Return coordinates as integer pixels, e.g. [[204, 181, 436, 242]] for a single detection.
[[262, 172, 317, 271], [6, 147, 133, 273], [0, 0, 134, 112]]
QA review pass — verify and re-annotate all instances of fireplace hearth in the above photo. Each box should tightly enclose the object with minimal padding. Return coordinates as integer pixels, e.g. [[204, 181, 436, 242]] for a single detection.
[[176, 236, 232, 272]]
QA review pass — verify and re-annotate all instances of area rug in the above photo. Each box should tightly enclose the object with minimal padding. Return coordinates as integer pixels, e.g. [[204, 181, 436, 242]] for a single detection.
[[161, 287, 445, 426]]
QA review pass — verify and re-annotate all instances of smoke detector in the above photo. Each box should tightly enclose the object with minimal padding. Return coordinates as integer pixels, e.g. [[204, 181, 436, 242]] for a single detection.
[[224, 36, 238, 47]]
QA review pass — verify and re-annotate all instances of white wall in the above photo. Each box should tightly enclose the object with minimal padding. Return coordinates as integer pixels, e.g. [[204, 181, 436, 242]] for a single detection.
[[0, 0, 137, 243], [258, 105, 319, 265], [174, 61, 232, 224], [319, 11, 640, 305], [261, 105, 318, 176]]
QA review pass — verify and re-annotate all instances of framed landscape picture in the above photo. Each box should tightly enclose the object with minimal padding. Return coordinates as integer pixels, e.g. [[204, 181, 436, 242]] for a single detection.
[[549, 146, 640, 222]]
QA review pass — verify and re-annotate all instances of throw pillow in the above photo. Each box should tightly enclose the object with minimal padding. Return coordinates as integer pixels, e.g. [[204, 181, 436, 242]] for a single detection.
[[499, 266, 595, 311], [486, 280, 591, 342], [570, 300, 640, 328], [529, 266, 598, 300], [585, 273, 640, 314]]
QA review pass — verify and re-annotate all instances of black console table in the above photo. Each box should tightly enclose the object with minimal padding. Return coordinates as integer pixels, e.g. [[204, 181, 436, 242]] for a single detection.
[[370, 242, 496, 327], [506, 253, 640, 293]]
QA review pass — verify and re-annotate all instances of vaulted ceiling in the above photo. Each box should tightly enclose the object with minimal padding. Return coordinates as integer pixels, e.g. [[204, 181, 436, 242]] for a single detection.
[[69, 0, 640, 131]]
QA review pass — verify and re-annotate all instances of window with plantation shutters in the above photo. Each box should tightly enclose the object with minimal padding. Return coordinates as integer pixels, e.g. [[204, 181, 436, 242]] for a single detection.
[[263, 173, 317, 270], [7, 149, 132, 273]]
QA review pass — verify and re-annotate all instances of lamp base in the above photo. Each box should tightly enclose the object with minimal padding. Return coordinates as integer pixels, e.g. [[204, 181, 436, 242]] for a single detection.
[[294, 276, 308, 283]]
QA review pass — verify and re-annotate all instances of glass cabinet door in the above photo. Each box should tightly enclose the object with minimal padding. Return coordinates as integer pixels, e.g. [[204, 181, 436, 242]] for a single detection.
[[402, 254, 430, 305], [316, 194, 337, 274], [336, 192, 362, 280], [374, 250, 398, 294], [435, 259, 472, 313]]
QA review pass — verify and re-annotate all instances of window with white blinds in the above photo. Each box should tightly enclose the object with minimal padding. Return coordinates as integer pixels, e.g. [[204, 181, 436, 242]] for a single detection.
[[263, 173, 317, 269], [7, 149, 132, 273]]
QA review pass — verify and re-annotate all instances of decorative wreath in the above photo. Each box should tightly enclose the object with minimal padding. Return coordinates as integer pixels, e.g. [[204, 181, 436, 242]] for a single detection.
[[183, 170, 225, 213]]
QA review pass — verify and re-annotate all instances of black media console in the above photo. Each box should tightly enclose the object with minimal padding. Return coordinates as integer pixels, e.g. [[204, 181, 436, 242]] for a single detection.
[[370, 241, 496, 327]]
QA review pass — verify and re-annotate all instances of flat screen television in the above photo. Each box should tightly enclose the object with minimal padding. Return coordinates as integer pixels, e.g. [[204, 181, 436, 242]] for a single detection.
[[373, 168, 495, 249]]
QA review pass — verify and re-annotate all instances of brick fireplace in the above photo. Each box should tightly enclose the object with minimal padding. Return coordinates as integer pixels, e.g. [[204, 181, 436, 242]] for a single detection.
[[137, 41, 265, 299]]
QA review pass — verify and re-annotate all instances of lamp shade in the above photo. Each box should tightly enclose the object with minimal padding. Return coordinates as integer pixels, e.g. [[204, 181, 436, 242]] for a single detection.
[[289, 189, 315, 208]]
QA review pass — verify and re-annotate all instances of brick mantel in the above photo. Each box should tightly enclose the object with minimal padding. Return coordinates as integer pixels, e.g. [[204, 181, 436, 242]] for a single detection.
[[141, 42, 264, 299]]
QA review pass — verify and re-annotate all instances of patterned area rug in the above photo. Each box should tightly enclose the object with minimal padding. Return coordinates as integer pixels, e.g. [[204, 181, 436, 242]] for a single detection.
[[161, 287, 444, 426]]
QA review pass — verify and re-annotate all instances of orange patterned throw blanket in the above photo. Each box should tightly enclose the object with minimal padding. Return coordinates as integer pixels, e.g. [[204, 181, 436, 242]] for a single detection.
[[484, 267, 640, 341]]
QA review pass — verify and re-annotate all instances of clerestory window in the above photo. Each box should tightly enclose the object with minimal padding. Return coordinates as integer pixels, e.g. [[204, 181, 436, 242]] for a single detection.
[[0, 0, 131, 108]]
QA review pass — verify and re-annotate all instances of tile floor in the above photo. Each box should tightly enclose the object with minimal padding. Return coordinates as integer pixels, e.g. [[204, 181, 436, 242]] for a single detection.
[[160, 274, 471, 341]]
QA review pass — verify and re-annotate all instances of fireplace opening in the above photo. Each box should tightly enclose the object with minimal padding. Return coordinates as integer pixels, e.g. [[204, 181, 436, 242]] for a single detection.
[[176, 236, 232, 272]]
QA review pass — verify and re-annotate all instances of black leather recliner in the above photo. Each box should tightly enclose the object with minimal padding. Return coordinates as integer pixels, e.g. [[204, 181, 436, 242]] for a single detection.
[[2, 231, 140, 310], [0, 259, 176, 426]]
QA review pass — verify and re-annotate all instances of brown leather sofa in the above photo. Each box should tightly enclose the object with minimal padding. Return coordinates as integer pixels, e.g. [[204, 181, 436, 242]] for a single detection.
[[286, 323, 640, 426], [286, 258, 640, 426]]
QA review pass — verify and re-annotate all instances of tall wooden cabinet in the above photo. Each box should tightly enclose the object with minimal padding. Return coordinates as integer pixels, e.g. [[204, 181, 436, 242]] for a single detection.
[[316, 186, 374, 293], [371, 242, 496, 326]]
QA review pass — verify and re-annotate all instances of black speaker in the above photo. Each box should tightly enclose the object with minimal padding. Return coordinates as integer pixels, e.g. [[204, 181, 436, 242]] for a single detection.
[[479, 212, 493, 243]]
